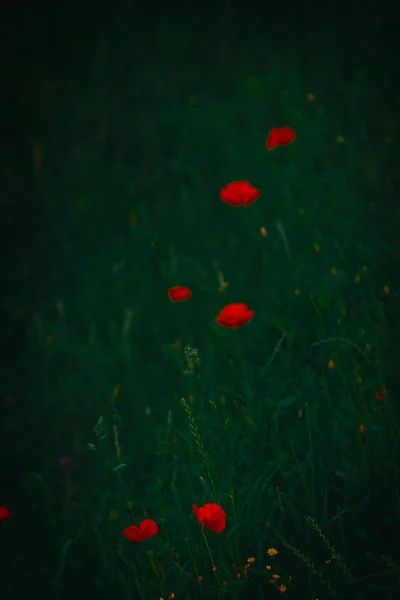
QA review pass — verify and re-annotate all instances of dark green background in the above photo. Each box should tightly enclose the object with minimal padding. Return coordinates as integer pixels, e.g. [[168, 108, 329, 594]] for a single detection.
[[1, 1, 400, 599]]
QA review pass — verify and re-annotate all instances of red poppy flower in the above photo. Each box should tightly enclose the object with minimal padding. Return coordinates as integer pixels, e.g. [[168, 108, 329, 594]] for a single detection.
[[216, 303, 254, 328], [168, 286, 192, 303], [219, 181, 260, 207], [266, 126, 296, 150], [122, 519, 159, 542], [192, 503, 226, 532], [376, 389, 388, 401], [0, 506, 12, 522]]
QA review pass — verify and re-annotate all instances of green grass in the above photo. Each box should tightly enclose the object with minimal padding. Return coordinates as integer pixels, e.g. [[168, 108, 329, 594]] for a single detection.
[[1, 4, 400, 600]]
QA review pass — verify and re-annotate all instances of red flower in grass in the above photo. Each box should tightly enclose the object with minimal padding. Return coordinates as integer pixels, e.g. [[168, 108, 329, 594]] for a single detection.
[[376, 389, 389, 402], [0, 506, 12, 522], [216, 303, 254, 328], [219, 181, 260, 207], [168, 286, 192, 303], [192, 503, 226, 532], [266, 126, 296, 150], [122, 519, 158, 542]]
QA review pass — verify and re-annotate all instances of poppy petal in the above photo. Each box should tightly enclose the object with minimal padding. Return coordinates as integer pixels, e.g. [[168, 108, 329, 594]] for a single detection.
[[123, 519, 158, 542], [219, 181, 260, 207], [139, 519, 159, 540], [216, 312, 253, 328], [266, 127, 296, 150], [220, 303, 249, 318], [122, 525, 142, 542], [168, 286, 192, 302], [216, 315, 233, 328], [216, 303, 254, 328], [219, 186, 243, 206], [203, 503, 226, 532], [0, 506, 12, 522], [193, 503, 226, 532], [266, 129, 279, 150], [192, 504, 201, 520], [235, 310, 254, 327], [242, 188, 260, 206], [279, 126, 296, 145]]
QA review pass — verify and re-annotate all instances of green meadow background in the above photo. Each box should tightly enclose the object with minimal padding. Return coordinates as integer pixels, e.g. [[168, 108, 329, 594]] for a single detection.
[[1, 1, 400, 599]]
